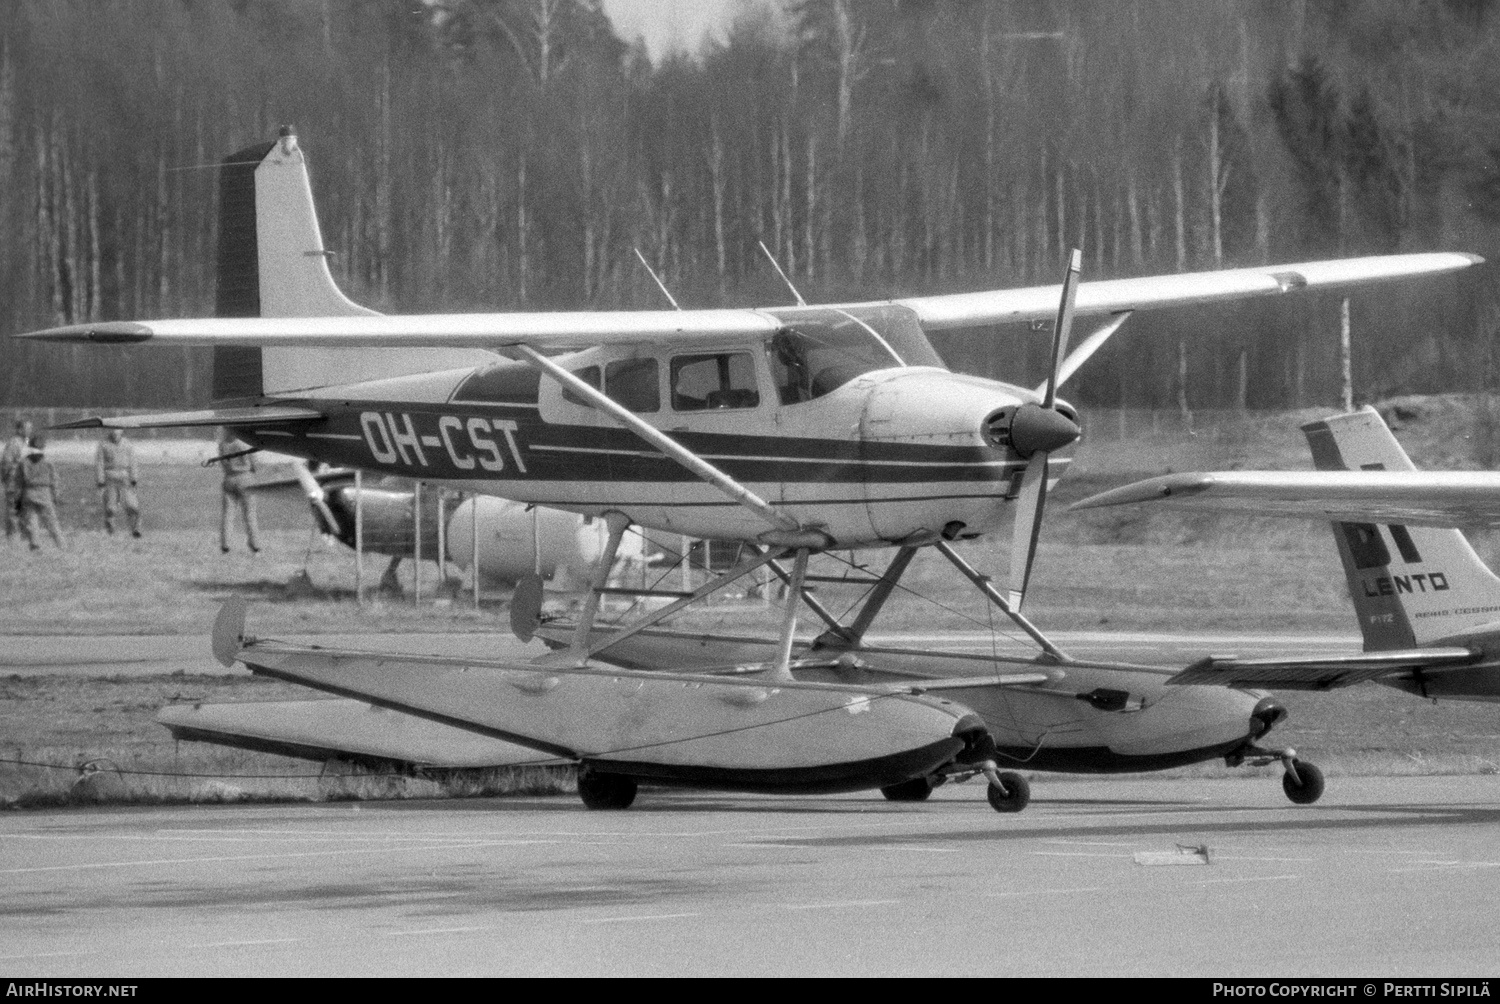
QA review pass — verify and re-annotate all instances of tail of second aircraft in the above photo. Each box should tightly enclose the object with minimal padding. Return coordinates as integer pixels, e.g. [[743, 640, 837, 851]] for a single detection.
[[212, 127, 491, 399], [1304, 407, 1500, 650]]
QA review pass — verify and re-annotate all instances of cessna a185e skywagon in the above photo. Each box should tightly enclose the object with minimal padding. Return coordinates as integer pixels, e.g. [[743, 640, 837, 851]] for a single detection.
[[22, 129, 1483, 811]]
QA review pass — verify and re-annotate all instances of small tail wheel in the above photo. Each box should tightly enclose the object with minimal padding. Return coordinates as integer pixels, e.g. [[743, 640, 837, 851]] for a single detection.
[[577, 770, 638, 810], [986, 771, 1031, 813], [1281, 760, 1325, 805], [880, 775, 937, 802]]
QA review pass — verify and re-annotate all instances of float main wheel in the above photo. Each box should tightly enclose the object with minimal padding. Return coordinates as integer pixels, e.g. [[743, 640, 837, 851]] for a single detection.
[[880, 776, 936, 802], [577, 770, 638, 810]]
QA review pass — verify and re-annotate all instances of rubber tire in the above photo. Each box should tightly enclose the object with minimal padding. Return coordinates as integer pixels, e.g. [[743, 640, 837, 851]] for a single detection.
[[986, 771, 1031, 813], [880, 776, 936, 802], [1282, 760, 1325, 805], [577, 771, 638, 810]]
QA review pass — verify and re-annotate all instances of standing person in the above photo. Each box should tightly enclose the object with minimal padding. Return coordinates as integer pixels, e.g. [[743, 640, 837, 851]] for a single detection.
[[2, 418, 32, 540], [18, 437, 65, 550], [94, 428, 142, 537], [217, 429, 261, 555]]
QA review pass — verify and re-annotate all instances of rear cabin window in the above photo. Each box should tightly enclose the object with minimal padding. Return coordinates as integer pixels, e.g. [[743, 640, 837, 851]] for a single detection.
[[605, 358, 660, 413], [561, 365, 601, 407], [559, 360, 660, 413], [452, 362, 543, 404], [671, 352, 760, 411]]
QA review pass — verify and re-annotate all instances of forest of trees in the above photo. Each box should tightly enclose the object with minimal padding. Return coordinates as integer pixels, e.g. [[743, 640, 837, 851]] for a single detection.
[[1, 0, 1497, 410]]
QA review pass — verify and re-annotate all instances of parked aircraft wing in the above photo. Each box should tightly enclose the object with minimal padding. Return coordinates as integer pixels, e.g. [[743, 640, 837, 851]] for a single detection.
[[891, 252, 1482, 331], [1168, 648, 1478, 690], [1072, 470, 1500, 529]]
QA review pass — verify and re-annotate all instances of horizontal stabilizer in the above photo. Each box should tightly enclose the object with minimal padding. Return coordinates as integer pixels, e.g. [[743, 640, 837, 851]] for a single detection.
[[1072, 470, 1500, 528], [1168, 647, 1478, 690], [53, 405, 324, 431]]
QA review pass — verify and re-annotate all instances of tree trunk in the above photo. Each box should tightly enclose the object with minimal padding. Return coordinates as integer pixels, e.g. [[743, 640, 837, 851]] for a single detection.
[[1340, 297, 1353, 411], [1172, 136, 1187, 271], [1177, 338, 1192, 425]]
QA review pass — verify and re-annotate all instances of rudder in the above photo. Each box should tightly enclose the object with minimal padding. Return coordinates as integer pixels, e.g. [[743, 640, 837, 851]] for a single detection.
[[211, 127, 491, 399]]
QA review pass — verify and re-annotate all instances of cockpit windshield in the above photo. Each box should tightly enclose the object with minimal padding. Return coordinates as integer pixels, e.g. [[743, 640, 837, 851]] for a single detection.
[[762, 304, 946, 404]]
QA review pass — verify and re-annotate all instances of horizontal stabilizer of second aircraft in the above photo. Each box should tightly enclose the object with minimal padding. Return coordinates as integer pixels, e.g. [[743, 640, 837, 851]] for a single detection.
[[1169, 647, 1478, 690], [51, 405, 325, 431]]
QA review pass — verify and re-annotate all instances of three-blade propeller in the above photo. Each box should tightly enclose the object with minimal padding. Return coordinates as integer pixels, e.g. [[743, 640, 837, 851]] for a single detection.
[[1005, 249, 1084, 611]]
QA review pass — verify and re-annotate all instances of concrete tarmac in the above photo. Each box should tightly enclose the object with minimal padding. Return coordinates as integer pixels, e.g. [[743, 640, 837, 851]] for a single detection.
[[3, 776, 1499, 977]]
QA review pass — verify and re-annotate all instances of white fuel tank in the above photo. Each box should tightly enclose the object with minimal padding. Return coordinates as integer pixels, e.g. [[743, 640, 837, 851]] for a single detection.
[[445, 496, 645, 586]]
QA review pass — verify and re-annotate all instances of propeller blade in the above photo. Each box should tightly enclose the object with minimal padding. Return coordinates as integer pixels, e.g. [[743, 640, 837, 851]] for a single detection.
[[1008, 452, 1050, 611], [1042, 248, 1083, 410], [1007, 249, 1080, 612]]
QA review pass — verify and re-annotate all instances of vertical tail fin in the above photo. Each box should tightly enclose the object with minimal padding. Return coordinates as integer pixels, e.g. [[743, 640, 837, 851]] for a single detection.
[[211, 128, 490, 399], [1303, 407, 1500, 649]]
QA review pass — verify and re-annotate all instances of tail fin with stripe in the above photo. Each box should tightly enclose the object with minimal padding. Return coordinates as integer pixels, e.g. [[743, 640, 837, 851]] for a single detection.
[[1303, 407, 1500, 649], [212, 128, 491, 399]]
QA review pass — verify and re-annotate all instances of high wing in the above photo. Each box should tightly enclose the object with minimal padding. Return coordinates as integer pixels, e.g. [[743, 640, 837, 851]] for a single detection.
[[1072, 470, 1500, 529], [888, 252, 1482, 330], [1168, 648, 1479, 690], [16, 252, 1481, 349], [16, 309, 778, 350]]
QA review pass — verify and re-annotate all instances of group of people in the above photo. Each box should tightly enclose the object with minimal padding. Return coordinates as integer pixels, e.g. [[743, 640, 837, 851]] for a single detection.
[[2, 419, 262, 553]]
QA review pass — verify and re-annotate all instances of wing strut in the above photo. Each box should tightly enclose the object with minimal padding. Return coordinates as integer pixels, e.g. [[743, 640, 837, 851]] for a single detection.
[[935, 541, 1068, 662], [512, 345, 828, 549], [1037, 311, 1134, 397]]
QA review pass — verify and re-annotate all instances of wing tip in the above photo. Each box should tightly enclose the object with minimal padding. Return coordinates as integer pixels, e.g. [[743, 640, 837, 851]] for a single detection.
[[16, 321, 153, 344]]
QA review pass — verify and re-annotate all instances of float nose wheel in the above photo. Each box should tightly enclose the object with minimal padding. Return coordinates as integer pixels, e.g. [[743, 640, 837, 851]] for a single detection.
[[1280, 751, 1325, 805], [979, 761, 1031, 813], [577, 769, 638, 810], [1226, 744, 1326, 805]]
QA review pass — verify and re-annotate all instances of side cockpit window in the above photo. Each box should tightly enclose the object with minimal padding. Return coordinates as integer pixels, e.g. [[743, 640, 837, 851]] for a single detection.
[[671, 352, 760, 411], [763, 305, 944, 405], [558, 359, 660, 413]]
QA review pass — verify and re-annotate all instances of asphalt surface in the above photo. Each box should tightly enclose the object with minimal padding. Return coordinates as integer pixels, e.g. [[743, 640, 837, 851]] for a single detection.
[[0, 630, 1367, 676], [3, 776, 1498, 977]]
